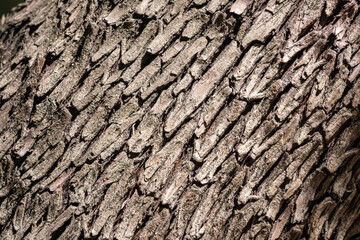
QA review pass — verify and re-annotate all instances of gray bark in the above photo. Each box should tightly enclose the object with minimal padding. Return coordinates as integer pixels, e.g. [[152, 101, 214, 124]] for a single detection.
[[0, 0, 360, 239]]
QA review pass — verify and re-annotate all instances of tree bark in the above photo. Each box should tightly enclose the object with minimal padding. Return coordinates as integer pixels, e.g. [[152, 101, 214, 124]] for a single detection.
[[0, 0, 360, 239]]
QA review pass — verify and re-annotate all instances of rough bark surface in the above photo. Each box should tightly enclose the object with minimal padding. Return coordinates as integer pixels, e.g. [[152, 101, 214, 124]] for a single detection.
[[0, 0, 360, 239]]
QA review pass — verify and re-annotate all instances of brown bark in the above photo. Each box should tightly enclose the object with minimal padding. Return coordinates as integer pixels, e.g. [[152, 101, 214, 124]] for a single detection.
[[0, 0, 360, 239]]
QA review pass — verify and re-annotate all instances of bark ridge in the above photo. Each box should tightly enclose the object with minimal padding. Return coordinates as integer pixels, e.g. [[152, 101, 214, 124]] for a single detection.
[[0, 0, 360, 239]]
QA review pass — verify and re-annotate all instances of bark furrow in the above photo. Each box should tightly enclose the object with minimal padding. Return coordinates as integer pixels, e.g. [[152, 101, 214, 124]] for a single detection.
[[0, 0, 360, 239]]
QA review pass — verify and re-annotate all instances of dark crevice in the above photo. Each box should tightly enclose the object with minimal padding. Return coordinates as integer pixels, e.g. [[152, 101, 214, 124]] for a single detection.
[[279, 47, 307, 77], [275, 199, 291, 221], [164, 212, 177, 239], [44, 52, 62, 69], [327, 117, 352, 145], [318, 33, 336, 60], [297, 20, 315, 42], [202, 113, 243, 170], [255, 152, 287, 191], [11, 58, 29, 71], [217, 157, 240, 193], [280, 173, 291, 190], [23, 225, 33, 239], [74, 26, 92, 61], [12, 18, 30, 37], [201, 35, 232, 76], [244, 155, 255, 168], [50, 217, 72, 240], [140, 51, 157, 69], [320, 0, 349, 27], [66, 104, 80, 121], [11, 148, 29, 169], [130, 18, 153, 41], [131, 213, 152, 240], [230, 14, 244, 38], [190, 157, 204, 174], [76, 68, 92, 89], [23, 85, 32, 102], [348, 231, 360, 240], [238, 215, 257, 238], [28, 23, 42, 36]]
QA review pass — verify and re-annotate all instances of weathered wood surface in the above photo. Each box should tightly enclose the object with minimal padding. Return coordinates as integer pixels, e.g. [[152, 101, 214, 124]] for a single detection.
[[0, 0, 360, 239]]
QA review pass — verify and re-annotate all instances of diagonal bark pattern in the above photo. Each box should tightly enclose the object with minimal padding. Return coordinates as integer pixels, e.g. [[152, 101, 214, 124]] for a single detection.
[[0, 0, 360, 239]]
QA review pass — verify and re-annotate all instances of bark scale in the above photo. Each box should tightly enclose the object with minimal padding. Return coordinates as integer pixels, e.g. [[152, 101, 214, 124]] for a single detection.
[[0, 0, 360, 239]]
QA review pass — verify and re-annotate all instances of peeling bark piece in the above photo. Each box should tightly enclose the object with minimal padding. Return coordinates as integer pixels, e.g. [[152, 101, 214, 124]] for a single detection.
[[173, 73, 194, 96], [189, 37, 226, 79], [138, 120, 196, 195], [269, 203, 293, 240], [182, 13, 208, 39], [121, 21, 157, 65], [1, 0, 360, 239], [323, 120, 360, 173], [140, 36, 208, 99], [49, 168, 74, 192], [81, 106, 108, 141], [325, 0, 339, 17], [91, 40, 119, 64], [293, 110, 326, 145], [135, 0, 151, 15], [138, 208, 171, 239], [325, 190, 356, 239], [195, 119, 244, 184], [23, 142, 65, 181], [164, 40, 240, 135], [123, 57, 161, 96], [241, 0, 293, 48], [309, 197, 336, 240], [168, 0, 192, 19], [225, 200, 266, 239], [37, 60, 68, 98], [323, 79, 347, 113], [161, 39, 187, 64], [146, 0, 170, 18], [113, 194, 153, 240], [324, 108, 353, 142], [105, 4, 131, 25], [167, 185, 206, 240], [230, 0, 250, 15], [194, 0, 208, 5], [88, 98, 145, 158], [127, 86, 174, 153], [206, 0, 230, 13], [233, 43, 264, 93], [34, 205, 77, 239], [348, 64, 360, 83], [194, 99, 246, 161], [237, 115, 300, 204], [281, 31, 319, 63], [160, 150, 194, 207], [274, 80, 309, 122], [147, 10, 196, 54], [266, 192, 283, 220], [186, 184, 222, 239], [244, 117, 281, 160], [194, 79, 233, 138], [91, 154, 134, 236], [294, 171, 325, 222], [201, 160, 245, 239], [12, 195, 27, 232]]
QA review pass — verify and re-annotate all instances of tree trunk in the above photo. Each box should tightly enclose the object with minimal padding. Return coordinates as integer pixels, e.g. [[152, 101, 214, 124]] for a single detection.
[[0, 0, 360, 239]]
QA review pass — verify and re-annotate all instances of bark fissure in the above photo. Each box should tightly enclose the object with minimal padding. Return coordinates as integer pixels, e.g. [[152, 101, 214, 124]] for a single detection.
[[0, 0, 360, 239]]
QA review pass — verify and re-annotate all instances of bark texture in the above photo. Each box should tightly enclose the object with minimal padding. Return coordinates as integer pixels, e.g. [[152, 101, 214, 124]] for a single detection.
[[1, 0, 360, 239]]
